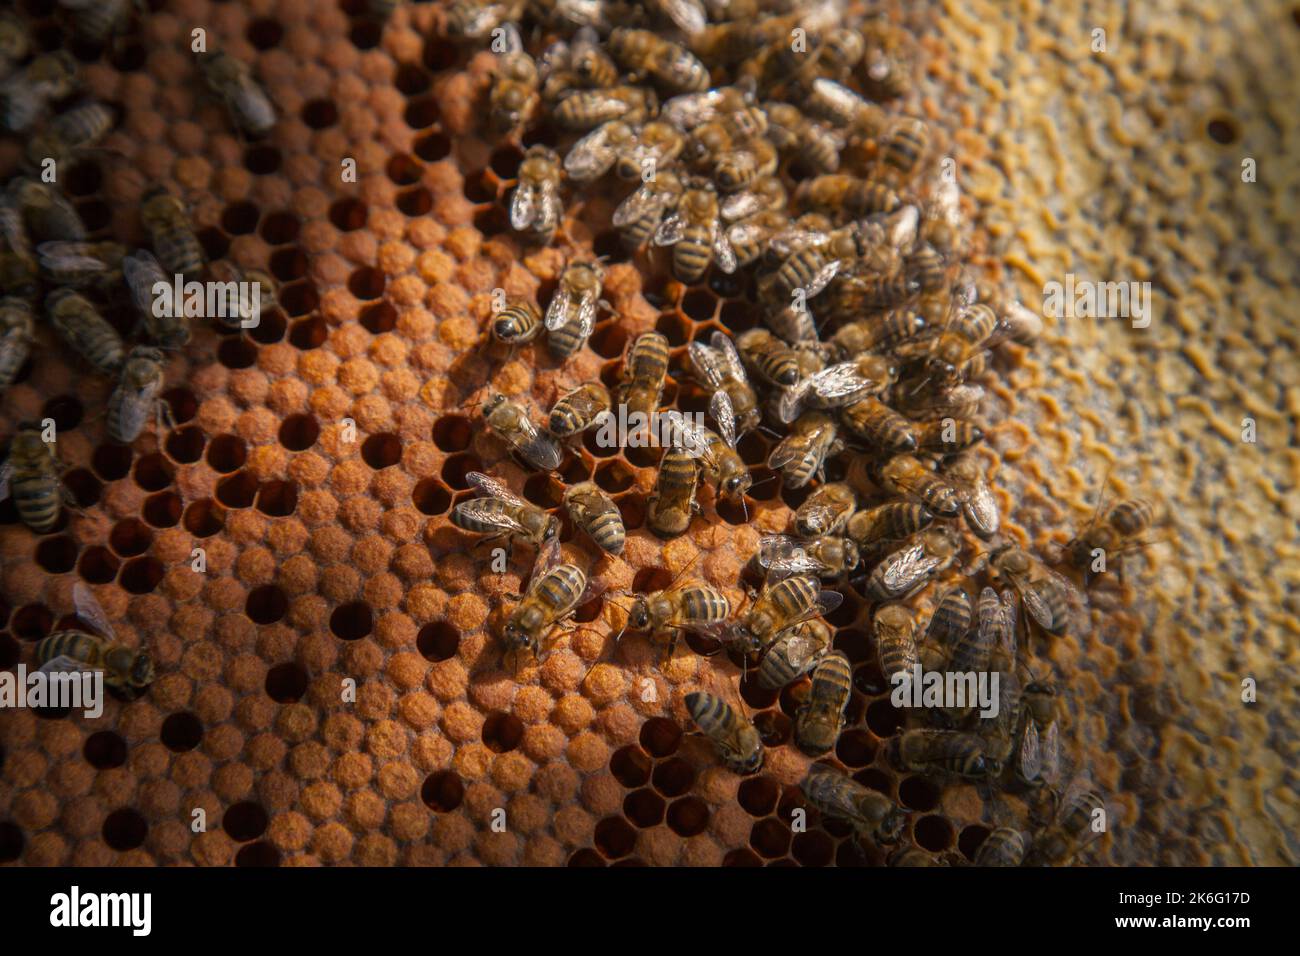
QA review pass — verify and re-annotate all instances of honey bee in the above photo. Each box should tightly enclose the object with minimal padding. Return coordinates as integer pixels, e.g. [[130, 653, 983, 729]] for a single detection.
[[0, 424, 66, 534], [1015, 699, 1061, 790], [756, 618, 832, 690], [735, 573, 842, 654], [563, 120, 637, 182], [876, 116, 930, 185], [654, 179, 736, 283], [671, 414, 752, 504], [0, 296, 34, 394], [829, 312, 927, 358], [608, 28, 710, 94], [1025, 777, 1107, 865], [36, 240, 126, 290], [662, 85, 766, 137], [1, 51, 78, 132], [845, 501, 934, 551], [487, 22, 538, 133], [36, 583, 154, 699], [0, 11, 30, 81], [140, 186, 204, 279], [617, 570, 731, 663], [879, 454, 961, 518], [107, 346, 168, 445], [122, 250, 190, 349], [650, 0, 708, 36], [795, 650, 852, 755], [887, 728, 999, 779], [539, 27, 618, 102], [801, 765, 905, 844], [445, 0, 526, 38], [894, 381, 984, 422], [685, 691, 762, 774], [824, 269, 920, 320], [974, 828, 1026, 867], [563, 481, 625, 556], [24, 98, 116, 170], [692, 124, 779, 193], [904, 243, 949, 296], [503, 562, 596, 668], [612, 169, 684, 250], [914, 417, 983, 455], [924, 586, 972, 647], [198, 52, 275, 137], [989, 545, 1077, 637], [796, 174, 902, 219], [736, 328, 799, 387], [689, 331, 760, 438], [758, 533, 859, 580], [510, 145, 565, 244], [942, 453, 999, 540], [204, 260, 275, 331], [841, 396, 917, 453], [617, 120, 687, 180], [647, 447, 699, 539], [778, 357, 894, 423], [943, 586, 1006, 693], [900, 301, 998, 387], [804, 77, 886, 135], [719, 175, 787, 224], [545, 259, 605, 359], [46, 287, 124, 375], [451, 470, 561, 566], [619, 331, 670, 430], [0, 204, 37, 298], [995, 298, 1043, 347], [480, 392, 563, 471], [8, 177, 85, 242], [490, 297, 544, 346], [553, 85, 656, 131], [1063, 493, 1162, 585], [795, 481, 856, 537], [548, 382, 611, 437], [865, 526, 961, 602], [874, 603, 917, 687], [764, 102, 843, 175], [768, 411, 839, 489]]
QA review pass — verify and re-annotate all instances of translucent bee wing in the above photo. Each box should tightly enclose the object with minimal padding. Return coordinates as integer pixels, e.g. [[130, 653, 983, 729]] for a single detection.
[[770, 228, 825, 258], [509, 182, 537, 232], [36, 654, 93, 675], [802, 258, 841, 299], [709, 390, 736, 448], [720, 190, 762, 222], [544, 287, 573, 330], [657, 0, 707, 35], [37, 243, 107, 273], [564, 123, 616, 181], [712, 229, 737, 274], [612, 184, 657, 227], [1018, 719, 1042, 783], [775, 382, 809, 425], [665, 414, 713, 460], [516, 419, 563, 472], [1020, 580, 1060, 635], [537, 39, 570, 83], [814, 589, 844, 617], [782, 633, 827, 671], [467, 466, 526, 501], [963, 480, 1000, 539], [452, 500, 530, 536], [73, 581, 116, 639], [688, 341, 725, 388], [711, 332, 748, 384], [758, 535, 820, 578], [726, 220, 765, 246], [809, 362, 872, 403], [766, 434, 802, 470], [575, 291, 599, 337], [653, 213, 685, 247], [539, 182, 564, 230], [1040, 721, 1061, 787], [880, 541, 942, 594]]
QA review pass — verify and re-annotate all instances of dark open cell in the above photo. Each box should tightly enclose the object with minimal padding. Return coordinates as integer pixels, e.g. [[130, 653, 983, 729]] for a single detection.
[[63, 469, 101, 508], [165, 424, 206, 463], [394, 64, 431, 96], [109, 518, 152, 557], [1206, 117, 1238, 145], [609, 745, 652, 788], [162, 387, 198, 424], [217, 471, 259, 509], [473, 205, 509, 236], [75, 199, 111, 232], [581, 428, 619, 459], [348, 267, 385, 300], [722, 847, 762, 867], [414, 130, 451, 163], [573, 594, 603, 624], [852, 767, 894, 797], [244, 145, 281, 175], [221, 201, 260, 235], [719, 299, 758, 333], [279, 414, 319, 451], [462, 168, 495, 204], [329, 198, 368, 232], [218, 337, 258, 369], [330, 601, 373, 641], [301, 98, 339, 129], [404, 97, 441, 129], [440, 453, 480, 490], [235, 842, 281, 867], [161, 711, 203, 752], [252, 479, 296, 518], [396, 187, 433, 216], [567, 848, 605, 867], [482, 712, 524, 753], [623, 788, 666, 828], [349, 18, 382, 49], [865, 698, 907, 738], [666, 797, 709, 837], [913, 814, 955, 852], [623, 444, 659, 469], [289, 317, 328, 349], [183, 499, 225, 538], [133, 452, 174, 492], [412, 478, 451, 516], [651, 757, 695, 797], [360, 301, 397, 334], [361, 433, 402, 469], [265, 662, 308, 703], [78, 546, 119, 584], [431, 415, 471, 452], [835, 728, 877, 768], [421, 770, 464, 812], [387, 152, 423, 185], [592, 230, 627, 264], [41, 395, 83, 431], [206, 435, 248, 475], [223, 802, 269, 842], [422, 37, 459, 72], [270, 247, 308, 281], [654, 312, 690, 346], [92, 443, 132, 481], [791, 830, 835, 867], [260, 211, 300, 245], [898, 775, 941, 812], [246, 585, 288, 625], [615, 493, 645, 531], [593, 459, 634, 493], [416, 621, 460, 662], [588, 323, 628, 359], [66, 161, 103, 196], [120, 556, 164, 594], [638, 716, 681, 757], [681, 289, 716, 322], [958, 824, 993, 861], [197, 227, 230, 261], [0, 636, 16, 670], [715, 496, 750, 526], [246, 16, 283, 49], [84, 730, 128, 769], [752, 709, 791, 748], [102, 808, 148, 852], [749, 818, 791, 859], [737, 775, 780, 817], [35, 536, 77, 574], [250, 309, 287, 344], [593, 816, 636, 859]]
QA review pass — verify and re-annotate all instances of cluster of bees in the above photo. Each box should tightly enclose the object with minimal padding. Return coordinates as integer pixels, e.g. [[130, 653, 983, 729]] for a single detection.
[[0, 5, 279, 696], [441, 0, 1167, 865]]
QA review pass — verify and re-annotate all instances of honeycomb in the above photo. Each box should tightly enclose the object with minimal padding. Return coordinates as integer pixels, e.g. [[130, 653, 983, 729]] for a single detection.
[[0, 0, 1296, 869]]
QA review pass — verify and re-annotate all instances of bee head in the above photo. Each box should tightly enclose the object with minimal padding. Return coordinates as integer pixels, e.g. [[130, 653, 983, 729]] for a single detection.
[[722, 470, 751, 500], [628, 597, 651, 631], [129, 653, 155, 688]]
